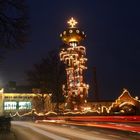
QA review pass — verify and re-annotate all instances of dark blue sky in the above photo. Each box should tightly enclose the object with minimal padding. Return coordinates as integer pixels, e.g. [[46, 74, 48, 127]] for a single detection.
[[0, 0, 140, 99]]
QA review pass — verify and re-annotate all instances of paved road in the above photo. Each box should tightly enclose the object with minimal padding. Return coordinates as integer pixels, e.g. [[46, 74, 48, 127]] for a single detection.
[[1, 121, 140, 140]]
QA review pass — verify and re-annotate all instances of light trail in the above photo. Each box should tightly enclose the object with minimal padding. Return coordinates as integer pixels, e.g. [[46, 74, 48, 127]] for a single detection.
[[36, 116, 140, 133], [12, 121, 69, 140], [12, 121, 110, 140]]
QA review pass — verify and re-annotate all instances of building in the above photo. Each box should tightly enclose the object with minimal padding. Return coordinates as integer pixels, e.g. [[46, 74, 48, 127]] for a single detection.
[[109, 89, 140, 114], [0, 87, 139, 116], [0, 88, 36, 116]]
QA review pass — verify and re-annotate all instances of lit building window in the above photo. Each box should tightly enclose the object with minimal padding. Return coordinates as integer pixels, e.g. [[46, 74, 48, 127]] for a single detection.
[[19, 102, 32, 110], [4, 102, 17, 110]]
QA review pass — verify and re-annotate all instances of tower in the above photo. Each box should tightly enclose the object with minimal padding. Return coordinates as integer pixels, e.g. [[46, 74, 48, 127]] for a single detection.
[[59, 17, 89, 111]]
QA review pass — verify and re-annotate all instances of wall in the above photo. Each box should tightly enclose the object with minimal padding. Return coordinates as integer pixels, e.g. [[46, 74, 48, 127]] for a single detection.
[[0, 89, 4, 116]]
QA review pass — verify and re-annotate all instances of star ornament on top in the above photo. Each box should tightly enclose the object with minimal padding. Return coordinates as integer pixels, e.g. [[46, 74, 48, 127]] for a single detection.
[[67, 17, 78, 28]]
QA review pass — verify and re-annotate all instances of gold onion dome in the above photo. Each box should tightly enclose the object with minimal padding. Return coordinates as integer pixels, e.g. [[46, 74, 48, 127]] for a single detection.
[[60, 17, 86, 44]]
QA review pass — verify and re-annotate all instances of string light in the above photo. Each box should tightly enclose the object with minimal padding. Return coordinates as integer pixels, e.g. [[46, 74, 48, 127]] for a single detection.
[[60, 17, 89, 111]]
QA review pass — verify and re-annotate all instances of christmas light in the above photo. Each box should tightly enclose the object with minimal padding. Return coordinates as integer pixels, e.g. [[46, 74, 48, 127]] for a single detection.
[[67, 17, 78, 28], [60, 17, 89, 111]]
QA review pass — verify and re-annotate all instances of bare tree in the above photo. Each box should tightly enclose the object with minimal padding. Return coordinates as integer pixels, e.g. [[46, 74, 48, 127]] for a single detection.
[[26, 50, 66, 112], [0, 0, 29, 58], [32, 88, 52, 113]]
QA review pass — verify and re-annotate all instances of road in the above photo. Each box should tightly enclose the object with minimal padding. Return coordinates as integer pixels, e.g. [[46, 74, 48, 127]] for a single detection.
[[1, 121, 139, 140]]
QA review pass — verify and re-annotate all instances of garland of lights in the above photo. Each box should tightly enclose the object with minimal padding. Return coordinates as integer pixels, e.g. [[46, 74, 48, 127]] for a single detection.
[[9, 89, 140, 117]]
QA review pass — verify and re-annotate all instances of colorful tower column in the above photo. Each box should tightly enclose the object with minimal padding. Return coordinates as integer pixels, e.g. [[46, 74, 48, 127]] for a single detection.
[[59, 17, 89, 111]]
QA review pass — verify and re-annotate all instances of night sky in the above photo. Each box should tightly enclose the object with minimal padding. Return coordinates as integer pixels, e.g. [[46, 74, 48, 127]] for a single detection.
[[0, 0, 140, 100]]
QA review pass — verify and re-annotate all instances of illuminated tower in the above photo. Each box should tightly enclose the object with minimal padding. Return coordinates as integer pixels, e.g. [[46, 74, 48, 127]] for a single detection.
[[59, 17, 89, 111]]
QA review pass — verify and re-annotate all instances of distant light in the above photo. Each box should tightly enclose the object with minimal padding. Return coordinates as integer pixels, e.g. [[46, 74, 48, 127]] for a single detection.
[[0, 88, 4, 93], [135, 96, 139, 100], [83, 106, 91, 111], [49, 93, 52, 97]]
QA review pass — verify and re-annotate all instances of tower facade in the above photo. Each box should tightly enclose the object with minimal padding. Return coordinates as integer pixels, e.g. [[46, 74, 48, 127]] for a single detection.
[[59, 17, 89, 111]]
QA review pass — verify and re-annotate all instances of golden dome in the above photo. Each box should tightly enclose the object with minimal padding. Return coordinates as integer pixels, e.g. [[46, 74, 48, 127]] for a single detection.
[[60, 17, 86, 44]]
